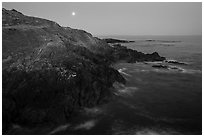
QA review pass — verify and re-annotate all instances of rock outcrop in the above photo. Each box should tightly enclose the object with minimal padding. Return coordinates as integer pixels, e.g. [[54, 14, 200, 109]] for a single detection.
[[2, 8, 165, 134], [152, 64, 168, 69], [108, 44, 165, 63], [103, 38, 135, 44], [164, 60, 187, 65]]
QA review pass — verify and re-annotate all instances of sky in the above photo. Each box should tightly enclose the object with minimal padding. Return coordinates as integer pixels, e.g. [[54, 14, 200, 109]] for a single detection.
[[2, 2, 202, 36]]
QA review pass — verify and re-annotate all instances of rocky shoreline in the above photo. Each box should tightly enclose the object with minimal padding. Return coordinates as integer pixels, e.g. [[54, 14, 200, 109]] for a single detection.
[[103, 38, 135, 44], [2, 8, 165, 134]]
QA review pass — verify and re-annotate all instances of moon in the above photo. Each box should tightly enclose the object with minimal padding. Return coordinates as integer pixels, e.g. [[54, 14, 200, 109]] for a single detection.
[[72, 12, 76, 16]]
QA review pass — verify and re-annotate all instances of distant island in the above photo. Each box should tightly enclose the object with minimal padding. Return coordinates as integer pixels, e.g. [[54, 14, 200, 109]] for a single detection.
[[145, 39, 181, 43], [2, 8, 165, 134]]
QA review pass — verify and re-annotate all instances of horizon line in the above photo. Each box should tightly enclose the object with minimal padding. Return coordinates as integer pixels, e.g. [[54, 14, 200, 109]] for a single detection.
[[95, 34, 202, 36]]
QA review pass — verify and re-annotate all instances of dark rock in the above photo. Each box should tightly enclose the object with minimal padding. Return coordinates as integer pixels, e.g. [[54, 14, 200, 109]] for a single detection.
[[165, 60, 187, 65], [108, 44, 166, 63], [146, 39, 156, 42], [146, 52, 166, 61], [103, 38, 135, 44], [145, 39, 181, 43], [152, 64, 168, 69]]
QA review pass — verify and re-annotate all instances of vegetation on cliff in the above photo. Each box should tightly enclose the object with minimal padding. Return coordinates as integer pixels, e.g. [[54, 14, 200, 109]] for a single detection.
[[2, 8, 165, 134]]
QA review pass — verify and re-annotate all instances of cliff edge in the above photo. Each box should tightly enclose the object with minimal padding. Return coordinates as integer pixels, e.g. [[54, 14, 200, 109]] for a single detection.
[[2, 8, 165, 134]]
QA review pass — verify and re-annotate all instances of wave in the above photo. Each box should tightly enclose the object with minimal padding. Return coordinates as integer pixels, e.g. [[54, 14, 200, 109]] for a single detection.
[[144, 61, 163, 64], [134, 127, 180, 135], [112, 120, 180, 135], [74, 120, 97, 130], [118, 64, 201, 74], [181, 69, 202, 74], [153, 65, 201, 74], [145, 59, 188, 65], [83, 107, 104, 115], [112, 118, 181, 135], [113, 82, 138, 96], [118, 68, 131, 77], [49, 124, 70, 135]]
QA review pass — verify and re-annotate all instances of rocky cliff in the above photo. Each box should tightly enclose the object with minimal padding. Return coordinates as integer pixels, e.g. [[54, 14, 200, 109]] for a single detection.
[[2, 8, 165, 134]]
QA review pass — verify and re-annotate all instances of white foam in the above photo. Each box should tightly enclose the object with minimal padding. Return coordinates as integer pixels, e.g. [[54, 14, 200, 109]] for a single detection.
[[74, 120, 96, 130], [117, 87, 139, 96], [113, 82, 126, 89], [168, 65, 185, 72], [166, 59, 177, 62], [113, 82, 139, 96], [112, 122, 180, 135], [144, 61, 163, 64], [118, 68, 131, 77], [167, 65, 201, 74], [129, 69, 149, 73], [135, 128, 179, 135], [181, 69, 202, 74], [84, 107, 103, 115], [49, 124, 70, 135], [135, 129, 160, 135], [141, 69, 149, 72]]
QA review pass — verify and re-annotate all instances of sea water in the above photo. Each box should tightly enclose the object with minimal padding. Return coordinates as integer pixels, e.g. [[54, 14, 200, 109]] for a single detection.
[[58, 35, 202, 135]]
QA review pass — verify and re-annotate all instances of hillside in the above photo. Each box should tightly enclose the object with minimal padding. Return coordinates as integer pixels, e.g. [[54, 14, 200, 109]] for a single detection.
[[2, 8, 165, 134]]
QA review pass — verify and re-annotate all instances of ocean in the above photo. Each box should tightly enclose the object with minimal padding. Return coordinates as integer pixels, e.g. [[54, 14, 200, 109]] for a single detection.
[[57, 35, 202, 135]]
